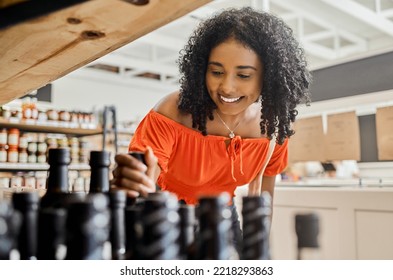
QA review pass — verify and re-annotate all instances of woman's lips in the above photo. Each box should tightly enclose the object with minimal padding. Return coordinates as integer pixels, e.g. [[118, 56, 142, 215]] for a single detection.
[[219, 95, 243, 103]]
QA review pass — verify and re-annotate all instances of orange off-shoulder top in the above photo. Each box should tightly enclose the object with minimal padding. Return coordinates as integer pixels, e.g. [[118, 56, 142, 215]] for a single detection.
[[129, 110, 288, 205]]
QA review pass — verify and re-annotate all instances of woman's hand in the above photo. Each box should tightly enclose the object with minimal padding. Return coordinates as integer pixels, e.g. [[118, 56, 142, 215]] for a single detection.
[[111, 147, 159, 198]]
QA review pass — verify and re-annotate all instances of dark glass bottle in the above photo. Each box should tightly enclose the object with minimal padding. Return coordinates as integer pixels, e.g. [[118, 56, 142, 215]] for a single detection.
[[140, 192, 180, 260], [65, 193, 110, 260], [124, 200, 144, 260], [89, 150, 111, 193], [197, 193, 233, 260], [241, 192, 272, 260], [38, 148, 84, 259], [0, 200, 21, 260], [37, 207, 67, 260], [12, 191, 40, 260], [108, 189, 127, 260], [40, 148, 73, 209], [89, 150, 128, 260], [178, 204, 196, 260]]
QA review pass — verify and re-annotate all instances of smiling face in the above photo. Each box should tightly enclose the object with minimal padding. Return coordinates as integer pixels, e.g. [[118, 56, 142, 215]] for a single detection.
[[205, 37, 263, 116]]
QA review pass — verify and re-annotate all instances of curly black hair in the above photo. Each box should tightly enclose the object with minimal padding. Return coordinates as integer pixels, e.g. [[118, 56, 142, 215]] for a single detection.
[[177, 7, 311, 145]]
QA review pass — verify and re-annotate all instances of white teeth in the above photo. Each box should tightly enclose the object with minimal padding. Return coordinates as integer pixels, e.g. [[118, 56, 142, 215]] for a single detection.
[[220, 95, 241, 103]]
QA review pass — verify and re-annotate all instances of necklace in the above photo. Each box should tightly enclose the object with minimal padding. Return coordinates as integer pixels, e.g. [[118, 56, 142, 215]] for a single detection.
[[215, 111, 242, 139]]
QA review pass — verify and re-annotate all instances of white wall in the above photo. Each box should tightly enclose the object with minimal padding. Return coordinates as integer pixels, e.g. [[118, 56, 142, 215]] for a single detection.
[[51, 74, 177, 122]]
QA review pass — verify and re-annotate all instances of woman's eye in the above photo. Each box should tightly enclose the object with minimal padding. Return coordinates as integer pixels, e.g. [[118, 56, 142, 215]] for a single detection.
[[238, 74, 250, 79], [211, 70, 223, 76]]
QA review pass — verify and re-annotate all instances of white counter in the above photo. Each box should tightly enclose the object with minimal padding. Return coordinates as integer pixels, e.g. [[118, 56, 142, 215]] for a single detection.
[[269, 185, 393, 259]]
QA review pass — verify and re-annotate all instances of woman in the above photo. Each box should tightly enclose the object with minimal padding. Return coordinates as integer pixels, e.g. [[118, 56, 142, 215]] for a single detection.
[[111, 7, 311, 242]]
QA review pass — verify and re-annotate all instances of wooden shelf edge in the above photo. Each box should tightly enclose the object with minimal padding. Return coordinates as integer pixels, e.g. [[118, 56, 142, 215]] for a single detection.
[[0, 118, 102, 136], [0, 162, 90, 171], [0, 0, 212, 105]]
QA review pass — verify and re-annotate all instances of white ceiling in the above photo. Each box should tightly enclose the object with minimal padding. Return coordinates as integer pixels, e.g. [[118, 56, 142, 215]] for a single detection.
[[70, 0, 393, 92]]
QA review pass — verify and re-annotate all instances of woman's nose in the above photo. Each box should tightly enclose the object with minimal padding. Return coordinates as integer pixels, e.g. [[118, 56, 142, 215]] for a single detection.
[[219, 74, 235, 94]]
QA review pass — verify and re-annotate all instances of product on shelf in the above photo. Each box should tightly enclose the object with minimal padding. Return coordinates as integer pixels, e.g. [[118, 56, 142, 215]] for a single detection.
[[0, 128, 7, 145]]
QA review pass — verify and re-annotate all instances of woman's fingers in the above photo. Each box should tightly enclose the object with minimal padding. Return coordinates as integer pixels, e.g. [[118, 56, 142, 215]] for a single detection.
[[112, 153, 156, 196], [145, 146, 158, 179], [114, 153, 147, 173]]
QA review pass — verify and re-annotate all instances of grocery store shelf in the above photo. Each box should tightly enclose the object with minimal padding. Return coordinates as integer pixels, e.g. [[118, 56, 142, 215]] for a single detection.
[[0, 118, 102, 136], [0, 162, 90, 171]]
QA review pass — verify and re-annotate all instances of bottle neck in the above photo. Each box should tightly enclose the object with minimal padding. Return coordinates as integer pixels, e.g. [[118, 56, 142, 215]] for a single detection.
[[89, 166, 110, 193], [46, 165, 69, 193]]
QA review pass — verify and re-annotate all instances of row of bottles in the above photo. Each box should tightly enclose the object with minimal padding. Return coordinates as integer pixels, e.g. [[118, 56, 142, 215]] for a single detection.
[[0, 99, 97, 129], [0, 148, 272, 260], [0, 128, 92, 165]]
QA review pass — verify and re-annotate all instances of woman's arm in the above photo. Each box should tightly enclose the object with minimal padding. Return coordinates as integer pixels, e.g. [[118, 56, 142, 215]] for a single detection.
[[261, 175, 276, 200]]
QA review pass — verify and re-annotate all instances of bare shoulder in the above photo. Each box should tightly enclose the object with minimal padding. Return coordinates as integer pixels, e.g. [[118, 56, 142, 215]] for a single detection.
[[153, 91, 193, 127], [152, 91, 182, 122]]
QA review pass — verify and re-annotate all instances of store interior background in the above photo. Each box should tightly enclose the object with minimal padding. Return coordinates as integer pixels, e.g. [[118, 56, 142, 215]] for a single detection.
[[28, 0, 393, 180], [2, 0, 393, 259]]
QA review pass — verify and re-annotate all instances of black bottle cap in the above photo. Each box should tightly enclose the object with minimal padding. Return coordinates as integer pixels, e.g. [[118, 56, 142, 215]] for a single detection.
[[48, 148, 71, 165], [89, 150, 111, 167], [129, 151, 146, 165]]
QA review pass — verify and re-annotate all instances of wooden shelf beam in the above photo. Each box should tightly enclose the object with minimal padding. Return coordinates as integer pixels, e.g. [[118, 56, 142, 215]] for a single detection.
[[0, 118, 102, 136], [0, 0, 211, 105]]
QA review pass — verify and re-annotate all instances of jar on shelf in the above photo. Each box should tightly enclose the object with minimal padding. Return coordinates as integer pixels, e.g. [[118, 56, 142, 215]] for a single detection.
[[37, 152, 47, 163], [46, 137, 58, 150], [19, 134, 28, 149], [18, 147, 28, 163], [27, 141, 38, 155], [22, 96, 32, 119], [10, 175, 22, 188], [37, 110, 48, 122], [0, 106, 11, 119], [0, 177, 10, 188], [78, 112, 85, 124], [57, 137, 69, 148], [30, 97, 38, 120], [11, 108, 22, 120], [70, 111, 78, 124], [46, 109, 59, 121], [27, 152, 37, 164], [24, 174, 36, 188], [59, 110, 71, 122], [7, 128, 20, 147], [0, 144, 7, 163], [36, 176, 46, 189], [37, 141, 47, 154], [7, 146, 19, 163], [0, 128, 7, 145]]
